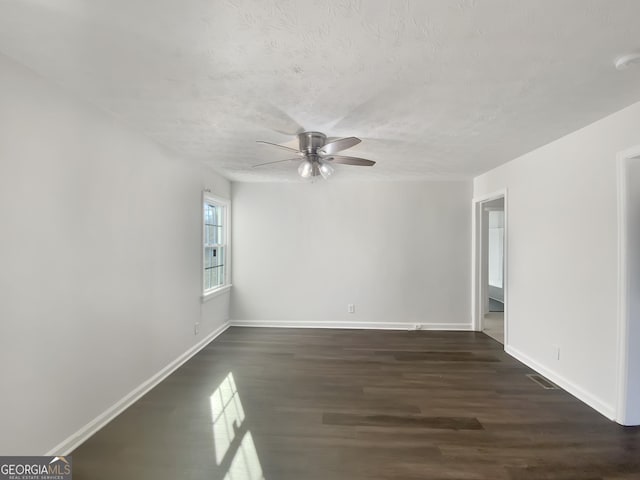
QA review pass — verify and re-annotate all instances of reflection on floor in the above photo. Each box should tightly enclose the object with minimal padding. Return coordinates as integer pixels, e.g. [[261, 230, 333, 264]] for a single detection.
[[71, 328, 640, 480], [489, 297, 504, 312], [483, 311, 504, 344]]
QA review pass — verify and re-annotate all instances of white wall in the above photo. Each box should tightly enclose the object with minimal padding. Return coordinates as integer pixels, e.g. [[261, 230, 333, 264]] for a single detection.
[[230, 180, 472, 329], [474, 100, 640, 420], [0, 53, 231, 455]]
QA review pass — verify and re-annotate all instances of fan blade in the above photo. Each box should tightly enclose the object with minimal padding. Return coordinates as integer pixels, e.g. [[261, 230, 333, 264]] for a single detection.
[[256, 141, 301, 154], [319, 136, 361, 155], [252, 157, 300, 168], [326, 155, 375, 166]]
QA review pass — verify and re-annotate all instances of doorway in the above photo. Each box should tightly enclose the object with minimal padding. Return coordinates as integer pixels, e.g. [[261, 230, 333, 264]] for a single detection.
[[616, 148, 640, 426], [473, 191, 507, 346]]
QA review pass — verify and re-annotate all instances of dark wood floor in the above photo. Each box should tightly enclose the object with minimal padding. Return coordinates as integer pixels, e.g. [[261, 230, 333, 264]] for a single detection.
[[73, 328, 640, 479]]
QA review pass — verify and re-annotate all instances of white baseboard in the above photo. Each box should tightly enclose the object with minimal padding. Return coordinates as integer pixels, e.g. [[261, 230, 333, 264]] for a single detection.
[[230, 320, 473, 331], [505, 345, 615, 420], [45, 321, 230, 456]]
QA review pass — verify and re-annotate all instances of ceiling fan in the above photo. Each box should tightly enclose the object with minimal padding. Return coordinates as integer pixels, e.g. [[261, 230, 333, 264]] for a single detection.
[[253, 131, 375, 179]]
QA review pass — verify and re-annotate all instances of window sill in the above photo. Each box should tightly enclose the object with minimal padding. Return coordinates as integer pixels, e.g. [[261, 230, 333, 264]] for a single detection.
[[201, 284, 232, 303]]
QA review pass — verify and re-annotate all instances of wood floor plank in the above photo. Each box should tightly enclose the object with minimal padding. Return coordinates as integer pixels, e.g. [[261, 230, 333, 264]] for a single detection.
[[323, 412, 484, 430], [71, 328, 640, 480]]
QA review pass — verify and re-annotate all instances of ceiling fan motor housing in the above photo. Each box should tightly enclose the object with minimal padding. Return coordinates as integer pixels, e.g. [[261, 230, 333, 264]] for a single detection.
[[298, 131, 326, 154]]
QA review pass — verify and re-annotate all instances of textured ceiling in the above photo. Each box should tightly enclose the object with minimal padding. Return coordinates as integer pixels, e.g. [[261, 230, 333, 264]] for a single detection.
[[1, 0, 640, 182]]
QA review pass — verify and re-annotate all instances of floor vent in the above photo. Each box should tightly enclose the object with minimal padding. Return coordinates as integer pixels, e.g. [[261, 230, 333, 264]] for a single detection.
[[527, 373, 559, 390]]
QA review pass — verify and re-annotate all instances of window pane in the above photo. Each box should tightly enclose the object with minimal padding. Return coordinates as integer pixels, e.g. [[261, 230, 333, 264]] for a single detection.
[[217, 247, 225, 268], [205, 204, 222, 225], [203, 199, 227, 292], [204, 246, 225, 290], [204, 203, 224, 245], [211, 204, 218, 225], [205, 266, 224, 289], [204, 204, 215, 224], [488, 211, 504, 288], [205, 225, 223, 244], [205, 225, 216, 244], [205, 268, 214, 290], [205, 247, 215, 269]]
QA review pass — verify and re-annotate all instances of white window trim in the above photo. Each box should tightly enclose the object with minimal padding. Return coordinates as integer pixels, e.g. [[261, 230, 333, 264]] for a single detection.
[[201, 192, 231, 301], [202, 284, 232, 302]]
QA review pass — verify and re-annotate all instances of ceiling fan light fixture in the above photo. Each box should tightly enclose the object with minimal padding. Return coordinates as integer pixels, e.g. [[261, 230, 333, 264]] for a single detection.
[[298, 159, 314, 178], [318, 158, 334, 179]]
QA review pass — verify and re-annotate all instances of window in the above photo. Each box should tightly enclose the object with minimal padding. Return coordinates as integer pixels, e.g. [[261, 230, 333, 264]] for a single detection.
[[488, 210, 504, 288], [203, 194, 230, 297]]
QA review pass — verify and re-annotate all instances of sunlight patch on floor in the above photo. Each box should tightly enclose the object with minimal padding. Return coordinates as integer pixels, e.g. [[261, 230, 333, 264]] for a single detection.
[[210, 372, 265, 480]]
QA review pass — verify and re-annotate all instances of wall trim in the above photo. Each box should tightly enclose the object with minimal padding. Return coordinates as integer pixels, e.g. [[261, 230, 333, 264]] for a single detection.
[[45, 321, 231, 456], [616, 149, 630, 424], [505, 344, 615, 421], [230, 320, 473, 331]]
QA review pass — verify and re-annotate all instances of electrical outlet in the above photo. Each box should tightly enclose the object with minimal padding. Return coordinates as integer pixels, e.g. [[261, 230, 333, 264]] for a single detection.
[[194, 322, 200, 335], [553, 344, 560, 360], [348, 304, 355, 313]]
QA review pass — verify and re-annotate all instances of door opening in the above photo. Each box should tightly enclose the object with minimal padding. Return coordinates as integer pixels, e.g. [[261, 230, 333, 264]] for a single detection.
[[616, 148, 640, 426], [473, 191, 507, 346]]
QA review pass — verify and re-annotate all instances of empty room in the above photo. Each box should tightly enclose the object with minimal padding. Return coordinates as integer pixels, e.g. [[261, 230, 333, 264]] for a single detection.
[[2, 1, 640, 479]]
